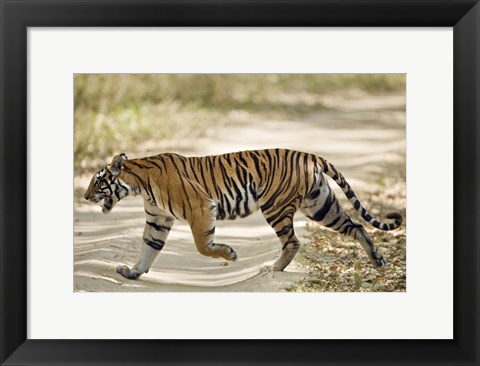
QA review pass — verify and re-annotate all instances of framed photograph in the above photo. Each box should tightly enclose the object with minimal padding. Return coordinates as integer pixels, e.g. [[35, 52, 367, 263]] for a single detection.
[[1, 1, 479, 365]]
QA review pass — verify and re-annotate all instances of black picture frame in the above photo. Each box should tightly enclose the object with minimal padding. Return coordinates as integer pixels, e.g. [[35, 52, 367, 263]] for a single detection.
[[1, 1, 479, 365]]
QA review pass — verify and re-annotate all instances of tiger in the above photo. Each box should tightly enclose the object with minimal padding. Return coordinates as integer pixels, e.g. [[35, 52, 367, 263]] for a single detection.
[[84, 149, 403, 280]]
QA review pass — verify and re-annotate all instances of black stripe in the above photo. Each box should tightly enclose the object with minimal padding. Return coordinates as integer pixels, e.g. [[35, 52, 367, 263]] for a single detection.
[[146, 178, 157, 207], [230, 175, 243, 217], [345, 189, 355, 199], [303, 153, 309, 184], [264, 150, 273, 176], [238, 153, 249, 169], [146, 221, 170, 232], [264, 206, 283, 225], [340, 221, 355, 235], [242, 173, 252, 216], [144, 238, 165, 250], [207, 157, 218, 191], [309, 194, 333, 222], [308, 189, 320, 199], [324, 215, 341, 228], [181, 200, 186, 219], [260, 196, 276, 213], [322, 159, 329, 173], [145, 158, 164, 173], [216, 202, 226, 220], [145, 209, 158, 216], [250, 153, 263, 178], [204, 227, 216, 236], [128, 160, 153, 169], [330, 164, 339, 181], [219, 161, 234, 198], [113, 183, 121, 200], [224, 153, 232, 166], [248, 174, 258, 202], [198, 159, 211, 196], [275, 224, 293, 237], [364, 213, 372, 221], [167, 193, 177, 218], [178, 155, 189, 178], [270, 210, 293, 229], [224, 197, 231, 218], [235, 195, 242, 217], [282, 239, 296, 250], [189, 159, 201, 184], [168, 155, 193, 214]]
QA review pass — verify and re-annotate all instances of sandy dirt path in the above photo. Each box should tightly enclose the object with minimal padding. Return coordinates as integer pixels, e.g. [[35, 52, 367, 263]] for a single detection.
[[74, 93, 405, 292]]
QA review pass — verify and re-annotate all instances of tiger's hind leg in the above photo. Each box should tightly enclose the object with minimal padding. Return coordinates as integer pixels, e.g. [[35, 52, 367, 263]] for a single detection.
[[116, 210, 175, 280], [261, 206, 301, 272], [189, 206, 238, 261], [300, 190, 386, 267]]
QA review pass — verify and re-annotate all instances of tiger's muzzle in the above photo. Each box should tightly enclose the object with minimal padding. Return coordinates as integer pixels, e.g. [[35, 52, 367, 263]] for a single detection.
[[84, 193, 116, 214]]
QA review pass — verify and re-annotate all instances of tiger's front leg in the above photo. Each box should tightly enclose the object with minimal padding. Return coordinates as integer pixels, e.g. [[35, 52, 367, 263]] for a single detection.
[[189, 205, 238, 262], [116, 209, 174, 280]]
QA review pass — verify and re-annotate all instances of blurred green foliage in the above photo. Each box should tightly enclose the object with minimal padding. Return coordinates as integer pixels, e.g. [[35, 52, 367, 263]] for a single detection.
[[74, 74, 405, 173]]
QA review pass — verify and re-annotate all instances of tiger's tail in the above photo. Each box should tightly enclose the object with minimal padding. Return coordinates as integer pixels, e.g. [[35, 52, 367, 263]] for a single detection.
[[318, 157, 403, 231]]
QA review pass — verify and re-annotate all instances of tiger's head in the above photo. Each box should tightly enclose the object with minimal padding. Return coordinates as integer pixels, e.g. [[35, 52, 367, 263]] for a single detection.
[[84, 153, 131, 214]]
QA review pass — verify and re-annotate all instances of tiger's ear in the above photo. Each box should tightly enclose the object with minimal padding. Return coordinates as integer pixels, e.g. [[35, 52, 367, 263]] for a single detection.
[[108, 153, 128, 176]]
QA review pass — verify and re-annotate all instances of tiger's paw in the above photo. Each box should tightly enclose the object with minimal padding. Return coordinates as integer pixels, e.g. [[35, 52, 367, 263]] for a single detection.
[[116, 264, 141, 280], [225, 246, 238, 261], [372, 252, 387, 267], [260, 265, 273, 273], [260, 265, 281, 274], [223, 244, 238, 262]]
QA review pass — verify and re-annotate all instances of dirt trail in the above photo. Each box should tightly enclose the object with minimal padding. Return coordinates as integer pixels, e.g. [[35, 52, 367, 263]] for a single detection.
[[74, 93, 406, 292]]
